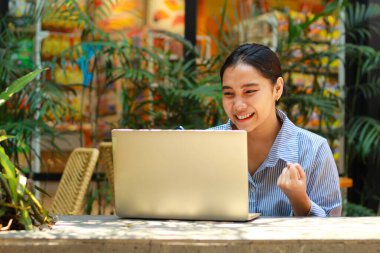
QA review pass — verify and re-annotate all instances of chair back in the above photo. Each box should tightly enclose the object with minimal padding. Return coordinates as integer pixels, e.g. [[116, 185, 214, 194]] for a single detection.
[[99, 142, 114, 202], [51, 148, 99, 215]]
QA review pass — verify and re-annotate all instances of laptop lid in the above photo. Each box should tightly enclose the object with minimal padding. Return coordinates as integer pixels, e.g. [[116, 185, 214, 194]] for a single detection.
[[112, 129, 249, 221]]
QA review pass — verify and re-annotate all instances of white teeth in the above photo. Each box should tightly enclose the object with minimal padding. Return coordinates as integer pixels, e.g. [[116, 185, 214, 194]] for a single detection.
[[236, 113, 253, 120]]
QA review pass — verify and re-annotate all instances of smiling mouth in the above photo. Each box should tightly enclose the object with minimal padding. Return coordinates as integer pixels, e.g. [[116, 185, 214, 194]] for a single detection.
[[235, 112, 254, 120]]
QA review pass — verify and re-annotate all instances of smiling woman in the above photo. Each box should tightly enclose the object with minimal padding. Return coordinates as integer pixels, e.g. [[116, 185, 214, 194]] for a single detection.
[[209, 43, 342, 217]]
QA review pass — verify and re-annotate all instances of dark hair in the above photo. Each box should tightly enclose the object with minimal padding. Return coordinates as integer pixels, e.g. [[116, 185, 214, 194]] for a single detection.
[[220, 43, 283, 85]]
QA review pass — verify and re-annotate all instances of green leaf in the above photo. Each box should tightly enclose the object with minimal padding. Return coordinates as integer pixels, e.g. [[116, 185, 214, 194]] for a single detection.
[[0, 146, 19, 203], [358, 77, 380, 99], [347, 116, 380, 161], [0, 69, 45, 107], [0, 145, 16, 178], [0, 173, 12, 199], [0, 207, 7, 217], [34, 184, 52, 198], [344, 2, 380, 42], [0, 135, 15, 142], [19, 201, 33, 230]]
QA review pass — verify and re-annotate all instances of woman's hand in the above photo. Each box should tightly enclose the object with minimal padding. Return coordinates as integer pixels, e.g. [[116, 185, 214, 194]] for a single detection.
[[277, 163, 311, 216]]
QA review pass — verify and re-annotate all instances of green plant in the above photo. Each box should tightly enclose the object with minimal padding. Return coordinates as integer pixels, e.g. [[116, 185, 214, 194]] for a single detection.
[[133, 32, 223, 129], [43, 0, 224, 213], [344, 3, 380, 165], [0, 3, 74, 177], [343, 201, 376, 217], [0, 69, 54, 230], [47, 0, 223, 131], [343, 2, 380, 208]]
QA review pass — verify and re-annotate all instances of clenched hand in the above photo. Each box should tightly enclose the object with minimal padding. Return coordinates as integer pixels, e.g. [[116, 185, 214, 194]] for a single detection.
[[277, 163, 311, 216]]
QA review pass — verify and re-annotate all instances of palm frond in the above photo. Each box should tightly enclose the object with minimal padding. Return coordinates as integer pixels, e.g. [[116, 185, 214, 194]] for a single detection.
[[356, 76, 380, 99], [344, 2, 380, 43], [170, 84, 221, 104], [344, 43, 376, 65], [284, 93, 339, 116], [347, 116, 380, 162], [0, 69, 44, 106], [361, 50, 380, 75]]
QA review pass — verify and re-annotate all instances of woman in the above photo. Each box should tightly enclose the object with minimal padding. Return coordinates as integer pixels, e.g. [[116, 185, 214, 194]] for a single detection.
[[210, 43, 341, 216]]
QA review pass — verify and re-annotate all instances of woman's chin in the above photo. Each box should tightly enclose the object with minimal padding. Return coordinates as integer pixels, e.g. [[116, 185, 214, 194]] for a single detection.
[[233, 121, 256, 132]]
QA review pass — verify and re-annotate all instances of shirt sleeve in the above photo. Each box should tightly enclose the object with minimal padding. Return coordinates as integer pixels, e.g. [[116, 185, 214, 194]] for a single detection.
[[306, 139, 342, 217]]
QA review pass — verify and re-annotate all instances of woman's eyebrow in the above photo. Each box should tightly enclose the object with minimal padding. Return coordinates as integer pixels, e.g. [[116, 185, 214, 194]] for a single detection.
[[242, 83, 260, 88], [222, 83, 259, 90]]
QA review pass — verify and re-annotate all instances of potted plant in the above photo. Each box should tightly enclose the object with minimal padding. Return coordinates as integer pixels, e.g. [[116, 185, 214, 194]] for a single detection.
[[1, 1, 74, 179], [0, 69, 55, 230]]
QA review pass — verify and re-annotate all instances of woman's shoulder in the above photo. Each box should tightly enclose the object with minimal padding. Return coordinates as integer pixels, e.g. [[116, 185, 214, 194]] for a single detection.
[[297, 127, 327, 143], [295, 126, 331, 154], [280, 112, 327, 148], [280, 116, 330, 160], [278, 109, 327, 147]]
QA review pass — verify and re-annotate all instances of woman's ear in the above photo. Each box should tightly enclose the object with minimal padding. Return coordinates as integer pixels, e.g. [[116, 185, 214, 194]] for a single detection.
[[273, 77, 284, 101]]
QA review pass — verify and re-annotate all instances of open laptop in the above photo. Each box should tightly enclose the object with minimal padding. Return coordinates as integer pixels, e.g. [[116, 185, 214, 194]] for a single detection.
[[112, 129, 260, 221]]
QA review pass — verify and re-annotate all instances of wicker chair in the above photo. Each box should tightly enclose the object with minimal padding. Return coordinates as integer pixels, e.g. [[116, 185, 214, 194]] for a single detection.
[[99, 142, 114, 204], [51, 148, 99, 215]]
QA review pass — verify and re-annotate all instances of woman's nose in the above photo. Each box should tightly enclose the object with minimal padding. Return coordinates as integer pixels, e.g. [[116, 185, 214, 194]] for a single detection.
[[234, 99, 247, 111]]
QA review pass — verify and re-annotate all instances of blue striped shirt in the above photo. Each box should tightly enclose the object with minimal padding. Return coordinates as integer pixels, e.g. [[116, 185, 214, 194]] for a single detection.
[[209, 109, 342, 217]]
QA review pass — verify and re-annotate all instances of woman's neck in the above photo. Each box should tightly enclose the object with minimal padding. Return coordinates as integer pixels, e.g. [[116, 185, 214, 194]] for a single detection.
[[247, 109, 282, 145]]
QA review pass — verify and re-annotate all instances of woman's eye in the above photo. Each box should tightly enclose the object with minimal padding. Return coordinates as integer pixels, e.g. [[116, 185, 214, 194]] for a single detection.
[[223, 92, 234, 96], [246, 90, 258, 94]]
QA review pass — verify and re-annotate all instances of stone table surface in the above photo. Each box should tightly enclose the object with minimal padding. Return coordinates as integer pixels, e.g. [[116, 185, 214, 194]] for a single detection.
[[1, 215, 380, 253]]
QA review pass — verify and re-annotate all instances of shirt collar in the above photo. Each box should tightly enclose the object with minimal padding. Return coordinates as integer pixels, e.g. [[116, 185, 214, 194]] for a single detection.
[[266, 109, 299, 168], [227, 109, 299, 168]]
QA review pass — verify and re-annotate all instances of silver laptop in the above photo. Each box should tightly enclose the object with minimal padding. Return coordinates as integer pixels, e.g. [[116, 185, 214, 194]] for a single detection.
[[112, 129, 260, 221]]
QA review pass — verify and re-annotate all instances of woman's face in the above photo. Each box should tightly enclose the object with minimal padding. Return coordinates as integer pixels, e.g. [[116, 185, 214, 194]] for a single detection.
[[222, 63, 282, 133]]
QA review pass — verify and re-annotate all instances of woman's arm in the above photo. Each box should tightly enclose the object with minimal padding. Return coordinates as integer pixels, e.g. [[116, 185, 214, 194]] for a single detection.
[[306, 140, 342, 216], [277, 140, 342, 217]]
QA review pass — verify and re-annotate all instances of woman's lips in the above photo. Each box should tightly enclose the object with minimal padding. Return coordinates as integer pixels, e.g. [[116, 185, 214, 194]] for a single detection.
[[235, 112, 254, 121]]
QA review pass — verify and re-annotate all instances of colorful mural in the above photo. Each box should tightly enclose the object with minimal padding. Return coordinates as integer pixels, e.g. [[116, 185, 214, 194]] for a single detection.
[[95, 0, 145, 35], [147, 0, 185, 35]]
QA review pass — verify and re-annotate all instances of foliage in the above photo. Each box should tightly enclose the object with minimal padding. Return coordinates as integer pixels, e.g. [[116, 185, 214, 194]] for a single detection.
[[45, 0, 223, 138], [343, 2, 380, 208], [344, 1, 380, 44], [42, 0, 224, 213], [0, 69, 54, 230], [344, 42, 380, 171], [0, 4, 73, 176], [133, 33, 223, 129], [343, 201, 376, 217]]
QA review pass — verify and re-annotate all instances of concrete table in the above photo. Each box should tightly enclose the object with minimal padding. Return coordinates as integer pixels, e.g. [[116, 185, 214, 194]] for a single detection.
[[1, 215, 380, 253]]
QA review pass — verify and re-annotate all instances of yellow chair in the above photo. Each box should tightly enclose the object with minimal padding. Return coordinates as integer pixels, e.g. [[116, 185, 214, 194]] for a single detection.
[[51, 148, 99, 215], [99, 142, 114, 205]]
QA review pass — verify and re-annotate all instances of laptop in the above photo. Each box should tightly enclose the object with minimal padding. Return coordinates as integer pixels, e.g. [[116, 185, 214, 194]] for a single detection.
[[112, 129, 260, 221]]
